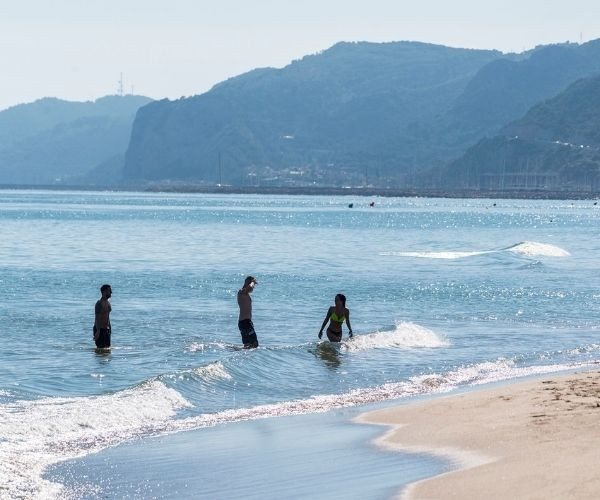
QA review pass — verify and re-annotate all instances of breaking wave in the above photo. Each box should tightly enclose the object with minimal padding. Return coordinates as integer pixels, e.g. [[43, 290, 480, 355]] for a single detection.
[[381, 241, 569, 260], [193, 361, 232, 381], [341, 322, 449, 352], [506, 241, 570, 257], [0, 380, 190, 498], [4, 356, 596, 498]]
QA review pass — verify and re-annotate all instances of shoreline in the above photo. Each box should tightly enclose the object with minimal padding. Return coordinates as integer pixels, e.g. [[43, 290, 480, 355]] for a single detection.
[[1, 184, 599, 200], [44, 407, 444, 499], [360, 369, 600, 499]]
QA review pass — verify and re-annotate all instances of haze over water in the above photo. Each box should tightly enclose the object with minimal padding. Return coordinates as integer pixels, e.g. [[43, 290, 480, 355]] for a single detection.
[[1, 190, 600, 497]]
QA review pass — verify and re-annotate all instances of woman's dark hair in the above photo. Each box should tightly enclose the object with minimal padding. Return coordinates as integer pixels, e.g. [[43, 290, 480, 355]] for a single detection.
[[335, 293, 346, 307]]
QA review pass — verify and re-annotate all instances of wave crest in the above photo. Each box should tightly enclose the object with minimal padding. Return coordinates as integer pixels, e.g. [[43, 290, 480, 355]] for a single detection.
[[0, 380, 190, 498], [194, 361, 232, 380], [507, 241, 570, 257], [381, 241, 569, 259], [342, 322, 449, 352]]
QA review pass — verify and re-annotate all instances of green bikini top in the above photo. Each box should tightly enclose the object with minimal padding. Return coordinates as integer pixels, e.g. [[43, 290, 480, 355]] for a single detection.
[[330, 309, 345, 323]]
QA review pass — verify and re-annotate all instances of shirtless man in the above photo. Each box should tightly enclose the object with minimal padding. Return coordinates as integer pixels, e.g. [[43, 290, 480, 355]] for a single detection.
[[94, 284, 112, 349], [237, 276, 258, 348]]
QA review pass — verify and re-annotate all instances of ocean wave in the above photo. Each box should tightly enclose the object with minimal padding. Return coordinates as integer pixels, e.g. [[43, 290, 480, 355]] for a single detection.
[[506, 241, 570, 257], [3, 357, 597, 499], [381, 241, 569, 260], [193, 361, 232, 380], [0, 380, 191, 499], [176, 358, 598, 430], [185, 341, 237, 352], [380, 250, 490, 259], [341, 322, 449, 352]]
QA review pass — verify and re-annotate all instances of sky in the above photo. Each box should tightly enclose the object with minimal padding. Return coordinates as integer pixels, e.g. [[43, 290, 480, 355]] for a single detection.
[[1, 0, 599, 110]]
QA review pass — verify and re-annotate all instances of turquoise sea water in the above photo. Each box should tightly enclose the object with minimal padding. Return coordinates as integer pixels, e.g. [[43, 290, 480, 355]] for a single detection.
[[1, 190, 600, 497]]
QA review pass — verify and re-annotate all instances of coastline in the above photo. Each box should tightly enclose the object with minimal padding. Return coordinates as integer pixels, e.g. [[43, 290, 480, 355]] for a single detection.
[[44, 408, 445, 499], [360, 370, 600, 499], [1, 183, 599, 200]]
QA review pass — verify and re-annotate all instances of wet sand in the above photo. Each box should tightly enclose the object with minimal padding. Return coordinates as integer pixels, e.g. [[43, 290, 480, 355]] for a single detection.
[[360, 370, 600, 499]]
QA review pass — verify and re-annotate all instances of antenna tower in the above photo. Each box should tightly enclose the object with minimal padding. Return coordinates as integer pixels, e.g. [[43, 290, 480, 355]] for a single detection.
[[118, 73, 124, 96]]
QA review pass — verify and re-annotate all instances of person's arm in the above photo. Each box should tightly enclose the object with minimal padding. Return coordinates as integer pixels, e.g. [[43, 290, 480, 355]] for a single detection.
[[241, 278, 257, 294], [94, 301, 101, 339], [318, 307, 332, 339], [345, 309, 353, 338]]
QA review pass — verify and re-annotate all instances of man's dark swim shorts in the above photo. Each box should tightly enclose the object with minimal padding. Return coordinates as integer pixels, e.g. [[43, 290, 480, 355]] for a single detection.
[[94, 326, 111, 348], [238, 319, 258, 348]]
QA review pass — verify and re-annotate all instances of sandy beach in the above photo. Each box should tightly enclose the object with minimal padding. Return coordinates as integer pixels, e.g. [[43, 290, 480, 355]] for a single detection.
[[361, 370, 600, 499]]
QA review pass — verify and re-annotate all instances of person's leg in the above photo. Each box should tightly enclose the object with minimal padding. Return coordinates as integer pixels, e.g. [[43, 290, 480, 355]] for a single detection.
[[239, 320, 258, 348], [95, 328, 111, 348], [243, 321, 258, 348], [246, 331, 258, 348]]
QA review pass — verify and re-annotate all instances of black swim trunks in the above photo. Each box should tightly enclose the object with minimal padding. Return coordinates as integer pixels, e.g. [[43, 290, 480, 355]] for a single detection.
[[94, 325, 111, 348], [238, 319, 258, 348]]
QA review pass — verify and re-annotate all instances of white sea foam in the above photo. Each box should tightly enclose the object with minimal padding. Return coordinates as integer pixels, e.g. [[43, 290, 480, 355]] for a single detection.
[[380, 250, 489, 259], [341, 322, 449, 352], [194, 361, 232, 380], [381, 241, 569, 260], [186, 341, 236, 352], [187, 342, 206, 352], [3, 357, 597, 499], [507, 241, 570, 257], [0, 380, 191, 499], [176, 358, 598, 430]]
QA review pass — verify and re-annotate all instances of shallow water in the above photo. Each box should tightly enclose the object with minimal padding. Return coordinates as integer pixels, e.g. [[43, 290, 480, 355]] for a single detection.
[[1, 190, 599, 497], [47, 408, 448, 500]]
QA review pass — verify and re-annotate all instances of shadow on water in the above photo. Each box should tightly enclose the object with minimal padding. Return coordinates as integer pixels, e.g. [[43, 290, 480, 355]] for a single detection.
[[311, 342, 342, 369]]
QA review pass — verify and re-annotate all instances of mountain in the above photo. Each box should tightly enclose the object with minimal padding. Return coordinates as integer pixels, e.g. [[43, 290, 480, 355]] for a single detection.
[[440, 40, 600, 148], [123, 39, 600, 187], [123, 41, 502, 185], [0, 95, 152, 184], [440, 74, 600, 191]]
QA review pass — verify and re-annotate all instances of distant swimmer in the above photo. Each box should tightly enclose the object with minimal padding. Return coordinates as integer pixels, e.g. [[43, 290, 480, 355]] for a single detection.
[[318, 293, 353, 342], [369, 201, 375, 207], [237, 276, 259, 349], [93, 284, 112, 349]]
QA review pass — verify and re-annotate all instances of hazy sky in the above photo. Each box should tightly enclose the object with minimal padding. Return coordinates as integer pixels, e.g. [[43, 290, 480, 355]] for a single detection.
[[1, 0, 599, 110]]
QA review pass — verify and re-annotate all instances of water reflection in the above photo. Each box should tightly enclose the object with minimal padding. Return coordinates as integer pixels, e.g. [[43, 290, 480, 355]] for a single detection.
[[312, 342, 341, 369]]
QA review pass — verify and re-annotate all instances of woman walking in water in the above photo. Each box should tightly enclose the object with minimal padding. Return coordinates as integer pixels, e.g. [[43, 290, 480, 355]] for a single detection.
[[318, 293, 353, 342]]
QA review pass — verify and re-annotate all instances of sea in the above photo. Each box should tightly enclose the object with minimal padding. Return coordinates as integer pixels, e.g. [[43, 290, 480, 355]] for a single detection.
[[1, 190, 599, 498]]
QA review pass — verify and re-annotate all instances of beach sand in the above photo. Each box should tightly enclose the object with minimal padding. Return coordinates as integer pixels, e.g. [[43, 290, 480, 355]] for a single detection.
[[361, 370, 600, 499]]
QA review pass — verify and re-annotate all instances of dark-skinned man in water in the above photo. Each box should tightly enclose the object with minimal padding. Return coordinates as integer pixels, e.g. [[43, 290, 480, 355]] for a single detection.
[[94, 284, 112, 349], [237, 276, 258, 348]]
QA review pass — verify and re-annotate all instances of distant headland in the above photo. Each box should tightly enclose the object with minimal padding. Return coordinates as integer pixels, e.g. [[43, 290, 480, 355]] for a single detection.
[[2, 40, 600, 194]]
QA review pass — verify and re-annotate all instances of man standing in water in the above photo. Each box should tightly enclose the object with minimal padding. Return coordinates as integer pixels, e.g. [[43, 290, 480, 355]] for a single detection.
[[94, 284, 112, 349], [237, 276, 259, 348]]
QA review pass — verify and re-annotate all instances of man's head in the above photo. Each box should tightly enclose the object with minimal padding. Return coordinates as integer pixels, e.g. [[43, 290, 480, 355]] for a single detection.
[[100, 284, 112, 299], [244, 276, 257, 292]]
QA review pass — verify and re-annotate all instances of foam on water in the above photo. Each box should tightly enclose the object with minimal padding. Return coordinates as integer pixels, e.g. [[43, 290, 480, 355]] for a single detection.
[[193, 361, 232, 380], [380, 250, 489, 259], [3, 356, 597, 498], [507, 241, 571, 257], [341, 322, 449, 352], [381, 241, 570, 260], [0, 380, 191, 498], [176, 358, 598, 429]]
